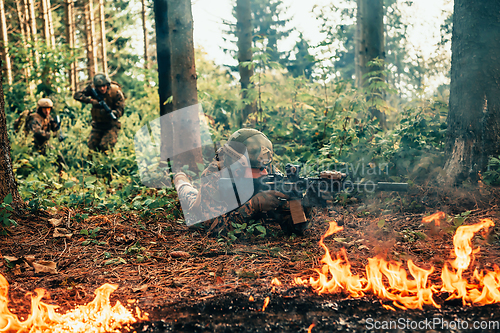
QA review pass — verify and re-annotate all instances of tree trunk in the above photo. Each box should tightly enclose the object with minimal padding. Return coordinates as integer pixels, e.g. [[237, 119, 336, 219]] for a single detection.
[[236, 0, 255, 127], [0, 60, 24, 212], [169, 0, 202, 173], [41, 0, 51, 47], [98, 0, 107, 76], [0, 0, 12, 85], [47, 0, 55, 48], [65, 0, 77, 92], [442, 0, 500, 184], [15, 0, 32, 94], [85, 0, 97, 80], [27, 0, 39, 65], [142, 0, 149, 69], [356, 0, 386, 128], [153, 0, 173, 168]]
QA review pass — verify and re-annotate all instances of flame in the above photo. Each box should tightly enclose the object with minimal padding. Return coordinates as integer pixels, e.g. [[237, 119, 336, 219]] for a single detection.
[[422, 211, 446, 226], [0, 275, 147, 332], [304, 216, 499, 310], [271, 278, 282, 286], [307, 323, 315, 332], [261, 297, 270, 312]]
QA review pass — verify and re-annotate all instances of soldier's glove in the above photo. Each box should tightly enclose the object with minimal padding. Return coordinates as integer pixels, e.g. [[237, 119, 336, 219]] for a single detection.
[[50, 117, 61, 131], [91, 99, 100, 106], [247, 190, 289, 213]]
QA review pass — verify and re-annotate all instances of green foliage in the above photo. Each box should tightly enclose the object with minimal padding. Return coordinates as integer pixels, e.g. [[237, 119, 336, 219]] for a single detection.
[[445, 211, 471, 234], [0, 194, 17, 231], [483, 156, 500, 185]]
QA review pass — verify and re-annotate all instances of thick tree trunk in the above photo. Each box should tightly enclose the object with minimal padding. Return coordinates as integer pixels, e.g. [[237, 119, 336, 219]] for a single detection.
[[153, 0, 173, 167], [0, 0, 12, 85], [442, 0, 500, 184], [0, 60, 24, 212], [142, 0, 149, 69], [85, 0, 97, 80], [98, 0, 107, 76], [236, 0, 255, 127], [65, 0, 77, 92], [169, 0, 202, 172], [356, 0, 386, 128]]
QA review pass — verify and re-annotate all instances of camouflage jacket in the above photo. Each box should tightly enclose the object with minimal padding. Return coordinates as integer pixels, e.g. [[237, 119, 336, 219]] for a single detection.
[[177, 153, 275, 235], [25, 111, 58, 148], [73, 83, 125, 129]]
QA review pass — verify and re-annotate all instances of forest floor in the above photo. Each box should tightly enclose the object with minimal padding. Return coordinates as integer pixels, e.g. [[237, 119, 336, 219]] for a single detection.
[[2, 185, 500, 332]]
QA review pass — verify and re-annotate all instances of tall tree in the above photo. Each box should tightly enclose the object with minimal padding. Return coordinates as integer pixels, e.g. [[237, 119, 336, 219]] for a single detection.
[[65, 0, 77, 91], [41, 0, 53, 48], [442, 0, 500, 184], [98, 0, 107, 75], [15, 0, 31, 93], [85, 0, 97, 79], [355, 0, 384, 87], [141, 0, 149, 69], [169, 0, 202, 172], [236, 0, 255, 127], [0, 0, 12, 85], [0, 60, 23, 212], [355, 0, 386, 127]]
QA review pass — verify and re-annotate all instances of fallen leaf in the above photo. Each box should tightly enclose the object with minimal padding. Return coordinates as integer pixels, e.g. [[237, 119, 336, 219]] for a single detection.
[[132, 284, 148, 293], [3, 256, 19, 262], [170, 251, 190, 258], [48, 218, 63, 227], [53, 228, 73, 239], [32, 261, 57, 274]]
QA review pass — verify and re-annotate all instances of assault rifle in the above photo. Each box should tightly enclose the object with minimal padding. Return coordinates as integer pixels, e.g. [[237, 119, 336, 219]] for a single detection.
[[220, 163, 408, 231], [50, 115, 65, 142], [89, 88, 117, 120]]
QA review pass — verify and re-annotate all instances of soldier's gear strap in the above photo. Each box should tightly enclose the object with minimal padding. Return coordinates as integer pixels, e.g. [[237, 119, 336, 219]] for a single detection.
[[222, 143, 250, 168]]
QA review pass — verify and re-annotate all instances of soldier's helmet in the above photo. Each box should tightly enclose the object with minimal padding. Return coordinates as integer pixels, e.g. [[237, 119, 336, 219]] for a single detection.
[[93, 73, 111, 87], [37, 98, 53, 109], [222, 129, 273, 169]]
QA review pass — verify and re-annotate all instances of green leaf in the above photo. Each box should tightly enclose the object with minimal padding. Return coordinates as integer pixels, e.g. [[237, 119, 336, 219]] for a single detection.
[[3, 194, 13, 205], [255, 225, 266, 235], [377, 219, 386, 228], [81, 240, 91, 246]]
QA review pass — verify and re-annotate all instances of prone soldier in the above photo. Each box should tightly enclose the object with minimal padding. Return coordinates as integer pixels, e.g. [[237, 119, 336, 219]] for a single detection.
[[73, 73, 125, 153], [173, 128, 305, 236]]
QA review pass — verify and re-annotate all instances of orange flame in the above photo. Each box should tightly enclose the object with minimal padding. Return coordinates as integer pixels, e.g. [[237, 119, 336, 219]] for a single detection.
[[261, 297, 270, 312], [0, 274, 147, 332], [307, 323, 315, 332], [271, 278, 282, 286], [422, 212, 446, 226], [304, 216, 498, 310]]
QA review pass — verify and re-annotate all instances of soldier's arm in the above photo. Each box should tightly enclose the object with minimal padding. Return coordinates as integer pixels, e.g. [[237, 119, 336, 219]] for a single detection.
[[112, 89, 125, 118], [73, 85, 93, 104], [27, 118, 51, 141]]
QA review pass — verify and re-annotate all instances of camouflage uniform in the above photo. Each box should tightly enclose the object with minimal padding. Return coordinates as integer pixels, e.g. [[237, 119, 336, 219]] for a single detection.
[[24, 105, 59, 154], [175, 129, 298, 235], [73, 76, 125, 152]]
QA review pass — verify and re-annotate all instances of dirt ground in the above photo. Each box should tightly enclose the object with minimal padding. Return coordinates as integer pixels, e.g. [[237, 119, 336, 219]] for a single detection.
[[2, 186, 500, 332]]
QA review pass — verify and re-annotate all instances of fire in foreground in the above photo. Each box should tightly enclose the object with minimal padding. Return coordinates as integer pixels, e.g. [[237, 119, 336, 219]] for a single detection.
[[296, 213, 499, 311], [0, 277, 147, 332]]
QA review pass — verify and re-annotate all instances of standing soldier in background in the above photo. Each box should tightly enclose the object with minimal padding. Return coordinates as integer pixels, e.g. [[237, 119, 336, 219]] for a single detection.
[[14, 98, 63, 154], [73, 73, 125, 153]]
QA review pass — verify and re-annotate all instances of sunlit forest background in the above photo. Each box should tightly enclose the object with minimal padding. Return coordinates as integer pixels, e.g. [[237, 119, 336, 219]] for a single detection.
[[2, 0, 489, 219]]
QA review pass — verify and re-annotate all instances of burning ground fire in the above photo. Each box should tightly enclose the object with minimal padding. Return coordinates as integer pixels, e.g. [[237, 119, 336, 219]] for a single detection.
[[295, 212, 499, 311], [0, 276, 147, 332]]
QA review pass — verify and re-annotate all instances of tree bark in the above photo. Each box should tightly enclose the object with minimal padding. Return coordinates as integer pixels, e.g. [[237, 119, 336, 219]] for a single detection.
[[236, 0, 255, 127], [153, 0, 173, 166], [0, 0, 12, 85], [47, 0, 55, 48], [356, 0, 386, 128], [442, 0, 500, 184], [98, 0, 107, 76], [15, 0, 32, 93], [85, 0, 97, 80], [0, 60, 24, 212], [41, 0, 52, 47], [27, 0, 39, 65], [65, 0, 77, 92], [169, 0, 202, 172], [142, 0, 149, 69]]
